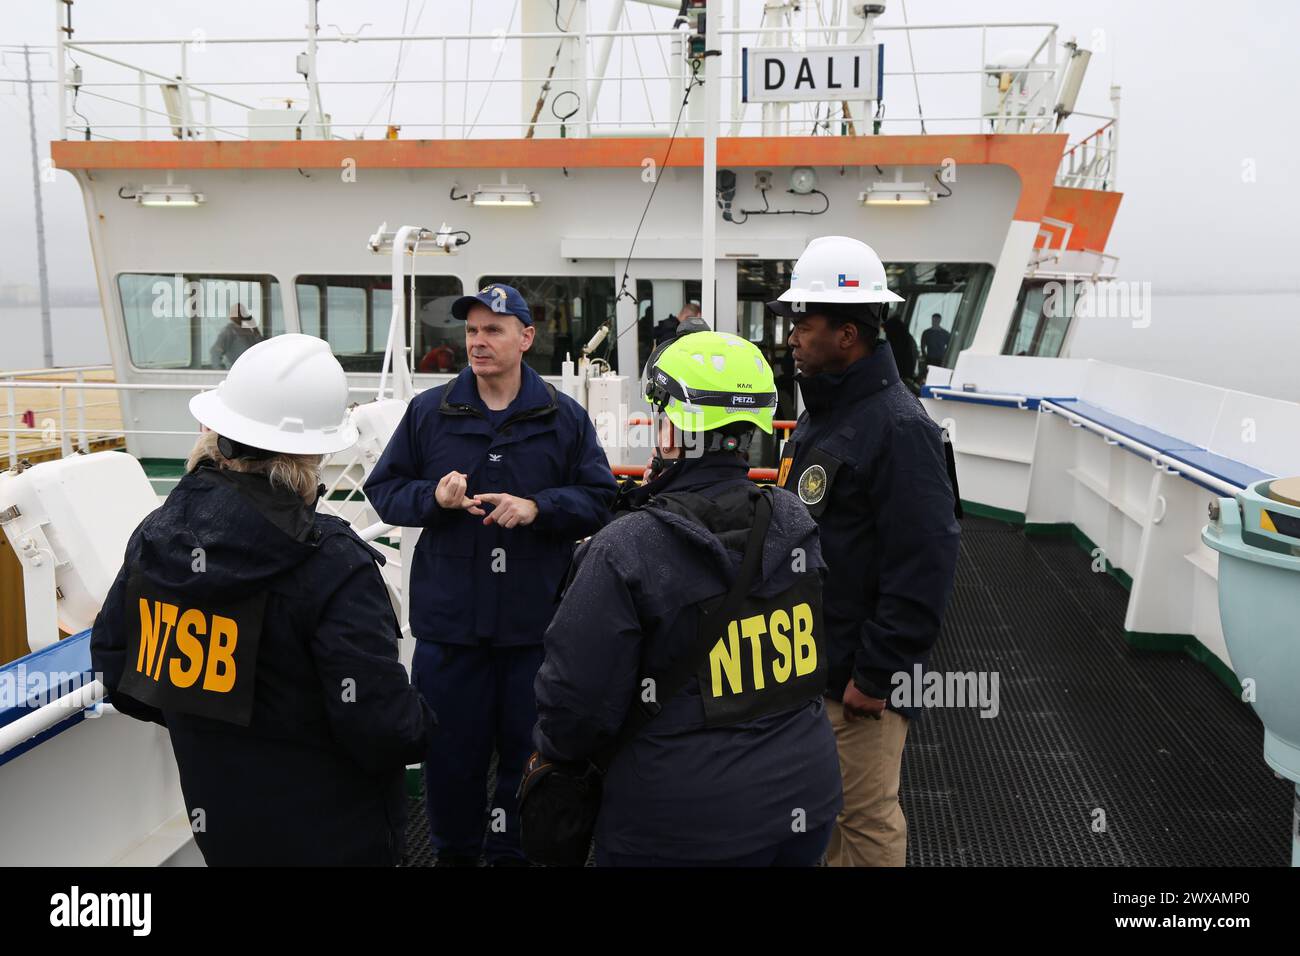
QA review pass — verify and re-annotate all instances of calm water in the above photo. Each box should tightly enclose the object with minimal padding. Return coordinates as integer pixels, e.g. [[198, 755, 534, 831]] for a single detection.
[[1065, 291, 1300, 404], [4, 294, 1300, 404], [1, 305, 110, 371]]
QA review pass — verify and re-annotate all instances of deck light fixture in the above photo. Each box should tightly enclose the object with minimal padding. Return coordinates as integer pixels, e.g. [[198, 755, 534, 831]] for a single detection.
[[470, 182, 539, 207], [861, 168, 933, 206], [136, 184, 205, 207]]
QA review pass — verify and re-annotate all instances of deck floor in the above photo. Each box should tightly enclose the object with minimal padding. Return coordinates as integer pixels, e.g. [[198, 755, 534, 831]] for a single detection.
[[904, 515, 1290, 866], [403, 515, 1293, 866]]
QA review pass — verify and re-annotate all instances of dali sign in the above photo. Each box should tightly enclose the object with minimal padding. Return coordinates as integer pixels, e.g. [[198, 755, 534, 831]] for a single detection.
[[742, 44, 882, 103]]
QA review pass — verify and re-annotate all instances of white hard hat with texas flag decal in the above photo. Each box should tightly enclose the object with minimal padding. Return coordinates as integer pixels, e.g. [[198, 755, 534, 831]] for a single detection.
[[768, 235, 904, 315]]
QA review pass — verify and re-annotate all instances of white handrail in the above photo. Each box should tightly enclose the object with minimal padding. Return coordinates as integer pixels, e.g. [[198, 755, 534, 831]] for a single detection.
[[1, 364, 111, 378], [0, 680, 106, 762], [927, 387, 1029, 408], [1039, 400, 1245, 497]]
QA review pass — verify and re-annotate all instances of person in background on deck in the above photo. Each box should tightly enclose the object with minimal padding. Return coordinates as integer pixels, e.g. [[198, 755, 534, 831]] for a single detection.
[[209, 303, 263, 369], [767, 236, 961, 867], [883, 311, 919, 393], [364, 283, 617, 866], [652, 300, 701, 348], [91, 334, 433, 866], [920, 313, 952, 370], [418, 339, 457, 373]]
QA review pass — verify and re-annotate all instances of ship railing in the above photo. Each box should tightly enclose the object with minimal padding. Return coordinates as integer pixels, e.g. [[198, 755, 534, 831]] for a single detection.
[[0, 677, 107, 763], [1057, 116, 1118, 191], [1, 374, 799, 480], [49, 18, 1113, 147], [0, 373, 391, 472]]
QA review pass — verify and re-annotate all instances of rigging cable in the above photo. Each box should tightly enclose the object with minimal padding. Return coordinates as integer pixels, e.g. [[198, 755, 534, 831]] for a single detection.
[[525, 2, 579, 138], [465, 0, 520, 136], [900, 0, 926, 134], [610, 60, 703, 351]]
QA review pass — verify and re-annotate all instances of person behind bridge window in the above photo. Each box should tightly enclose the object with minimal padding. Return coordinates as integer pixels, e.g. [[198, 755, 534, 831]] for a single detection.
[[528, 328, 842, 867], [920, 313, 952, 368], [651, 300, 700, 349], [91, 334, 433, 866], [209, 304, 263, 369], [768, 236, 960, 868]]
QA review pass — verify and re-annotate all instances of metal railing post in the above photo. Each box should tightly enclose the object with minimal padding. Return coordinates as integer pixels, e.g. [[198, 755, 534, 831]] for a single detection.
[[179, 42, 192, 139], [58, 385, 71, 457], [74, 371, 88, 452], [54, 0, 66, 139], [578, 1, 591, 138], [5, 381, 16, 469], [1109, 84, 1121, 189], [137, 69, 147, 138]]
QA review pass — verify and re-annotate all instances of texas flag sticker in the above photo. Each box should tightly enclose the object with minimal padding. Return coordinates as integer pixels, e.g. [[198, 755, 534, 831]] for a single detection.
[[838, 274, 859, 287]]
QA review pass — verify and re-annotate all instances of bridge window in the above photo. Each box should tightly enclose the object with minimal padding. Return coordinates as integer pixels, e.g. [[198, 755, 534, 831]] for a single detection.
[[884, 262, 994, 372], [294, 275, 464, 373], [118, 273, 284, 370], [1003, 280, 1072, 358], [476, 275, 618, 376], [635, 279, 702, 373]]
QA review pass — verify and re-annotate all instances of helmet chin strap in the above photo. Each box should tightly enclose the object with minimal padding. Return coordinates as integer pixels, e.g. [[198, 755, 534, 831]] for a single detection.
[[216, 434, 276, 462]]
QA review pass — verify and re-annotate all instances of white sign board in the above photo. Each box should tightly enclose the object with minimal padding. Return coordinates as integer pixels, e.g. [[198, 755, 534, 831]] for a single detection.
[[742, 45, 881, 103]]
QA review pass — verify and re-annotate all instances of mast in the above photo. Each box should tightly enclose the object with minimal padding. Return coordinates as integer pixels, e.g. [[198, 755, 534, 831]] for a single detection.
[[20, 44, 56, 369], [700, 0, 719, 326]]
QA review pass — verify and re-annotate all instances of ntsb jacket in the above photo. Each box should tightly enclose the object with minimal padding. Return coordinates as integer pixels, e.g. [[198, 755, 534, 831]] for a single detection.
[[534, 455, 844, 861], [90, 462, 433, 866], [364, 365, 617, 646], [779, 345, 961, 718]]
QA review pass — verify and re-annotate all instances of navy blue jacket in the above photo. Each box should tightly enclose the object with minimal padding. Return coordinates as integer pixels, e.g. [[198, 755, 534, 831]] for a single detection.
[[781, 346, 961, 718], [534, 456, 843, 861], [364, 365, 617, 646], [91, 462, 433, 866]]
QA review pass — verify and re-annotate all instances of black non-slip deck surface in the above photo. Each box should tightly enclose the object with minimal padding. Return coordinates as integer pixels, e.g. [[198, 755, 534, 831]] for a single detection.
[[404, 515, 1294, 866], [902, 516, 1292, 867]]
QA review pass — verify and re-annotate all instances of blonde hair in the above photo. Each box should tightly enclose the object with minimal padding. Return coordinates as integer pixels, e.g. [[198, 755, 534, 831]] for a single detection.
[[186, 431, 324, 504]]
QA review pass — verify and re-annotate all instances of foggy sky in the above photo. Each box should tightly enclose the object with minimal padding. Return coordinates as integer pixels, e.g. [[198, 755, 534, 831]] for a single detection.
[[1, 0, 1297, 297]]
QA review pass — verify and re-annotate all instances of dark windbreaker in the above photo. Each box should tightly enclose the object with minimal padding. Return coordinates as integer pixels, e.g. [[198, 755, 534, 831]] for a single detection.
[[91, 461, 433, 866], [533, 455, 843, 861], [363, 364, 617, 647], [781, 346, 961, 717]]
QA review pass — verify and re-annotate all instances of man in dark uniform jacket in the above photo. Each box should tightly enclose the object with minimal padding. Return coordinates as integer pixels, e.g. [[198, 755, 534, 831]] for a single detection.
[[365, 283, 616, 865], [768, 236, 960, 867]]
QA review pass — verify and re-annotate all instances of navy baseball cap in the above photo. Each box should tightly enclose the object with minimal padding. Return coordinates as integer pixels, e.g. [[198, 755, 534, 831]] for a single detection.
[[451, 283, 533, 327]]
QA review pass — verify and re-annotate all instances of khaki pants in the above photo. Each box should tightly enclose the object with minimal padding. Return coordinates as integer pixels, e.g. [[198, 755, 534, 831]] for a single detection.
[[825, 699, 910, 867]]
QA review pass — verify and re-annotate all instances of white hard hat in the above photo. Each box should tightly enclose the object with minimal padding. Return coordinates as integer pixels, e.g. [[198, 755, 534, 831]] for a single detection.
[[189, 333, 359, 455], [768, 235, 903, 315]]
